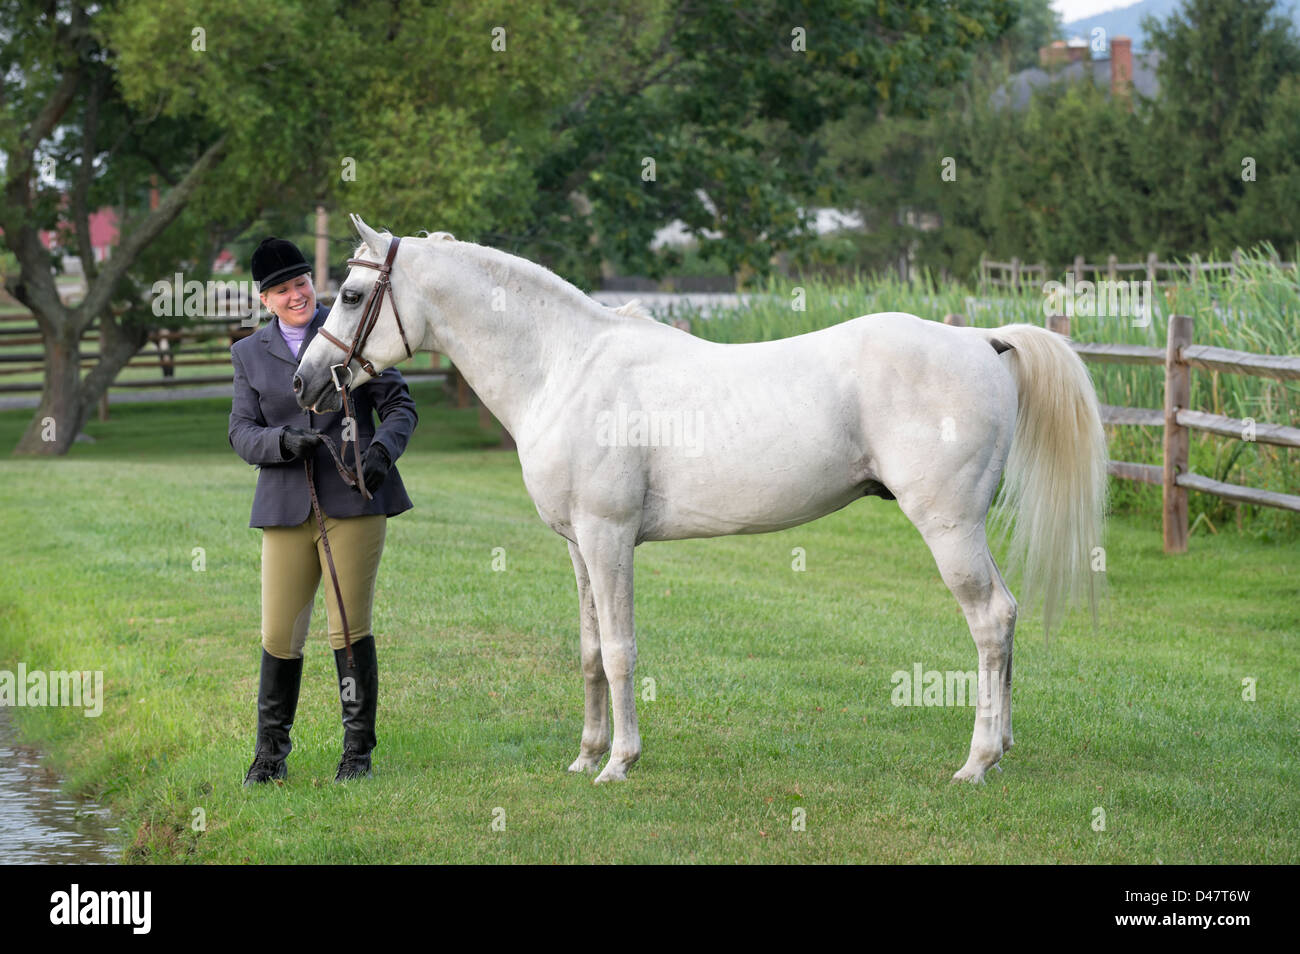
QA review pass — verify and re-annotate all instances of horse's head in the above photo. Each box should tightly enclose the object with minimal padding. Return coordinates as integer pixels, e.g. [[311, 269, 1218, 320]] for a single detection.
[[294, 213, 429, 412]]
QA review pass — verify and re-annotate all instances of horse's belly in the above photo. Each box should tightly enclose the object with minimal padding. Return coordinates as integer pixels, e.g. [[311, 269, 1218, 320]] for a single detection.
[[637, 454, 869, 541]]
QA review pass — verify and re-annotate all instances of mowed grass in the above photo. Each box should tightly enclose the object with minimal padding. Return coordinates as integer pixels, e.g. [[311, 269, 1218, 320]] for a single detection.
[[0, 382, 1296, 863]]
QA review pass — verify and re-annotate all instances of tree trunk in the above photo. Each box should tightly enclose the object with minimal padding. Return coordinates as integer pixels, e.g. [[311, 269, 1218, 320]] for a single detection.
[[14, 326, 83, 454], [12, 308, 149, 455]]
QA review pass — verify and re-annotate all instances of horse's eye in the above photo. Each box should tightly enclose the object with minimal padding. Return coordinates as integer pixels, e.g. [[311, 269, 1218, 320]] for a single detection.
[[342, 290, 361, 306]]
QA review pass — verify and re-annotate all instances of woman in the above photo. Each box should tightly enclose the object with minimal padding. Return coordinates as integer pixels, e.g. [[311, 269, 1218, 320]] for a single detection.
[[228, 236, 418, 784]]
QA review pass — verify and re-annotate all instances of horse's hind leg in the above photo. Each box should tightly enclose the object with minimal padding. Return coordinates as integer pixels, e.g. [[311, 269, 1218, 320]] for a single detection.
[[566, 541, 610, 773], [902, 505, 1017, 783]]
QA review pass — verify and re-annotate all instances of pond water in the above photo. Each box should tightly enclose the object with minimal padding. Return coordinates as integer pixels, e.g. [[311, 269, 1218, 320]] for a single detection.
[[0, 707, 122, 864]]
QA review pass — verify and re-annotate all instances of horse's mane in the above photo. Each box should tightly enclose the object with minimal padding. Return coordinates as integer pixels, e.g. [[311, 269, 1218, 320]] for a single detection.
[[352, 231, 654, 322]]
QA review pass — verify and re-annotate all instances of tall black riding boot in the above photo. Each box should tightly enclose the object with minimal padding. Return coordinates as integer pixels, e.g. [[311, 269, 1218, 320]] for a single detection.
[[243, 649, 304, 785], [333, 636, 378, 781]]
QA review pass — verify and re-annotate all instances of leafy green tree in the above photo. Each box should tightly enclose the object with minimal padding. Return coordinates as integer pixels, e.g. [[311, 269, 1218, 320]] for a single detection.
[[811, 0, 1058, 281], [1142, 0, 1300, 252], [995, 0, 1061, 70], [1, 0, 354, 455], [1224, 75, 1300, 249], [503, 0, 1019, 286], [941, 76, 1156, 268]]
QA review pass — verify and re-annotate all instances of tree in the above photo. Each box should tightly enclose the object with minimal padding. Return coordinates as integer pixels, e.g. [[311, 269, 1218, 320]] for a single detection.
[[1, 0, 356, 455], [1224, 75, 1300, 250], [808, 0, 1058, 281], [935, 75, 1156, 269], [1142, 0, 1300, 252], [527, 0, 1020, 287], [995, 0, 1061, 70]]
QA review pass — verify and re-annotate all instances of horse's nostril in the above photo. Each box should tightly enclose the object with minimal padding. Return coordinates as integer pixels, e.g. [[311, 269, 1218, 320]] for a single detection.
[[292, 375, 302, 393]]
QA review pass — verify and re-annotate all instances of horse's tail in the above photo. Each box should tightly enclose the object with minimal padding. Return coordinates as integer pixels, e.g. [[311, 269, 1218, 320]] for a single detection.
[[977, 323, 1109, 635]]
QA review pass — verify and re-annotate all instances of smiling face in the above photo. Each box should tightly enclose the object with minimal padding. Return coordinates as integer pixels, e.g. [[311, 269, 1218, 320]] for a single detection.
[[260, 272, 316, 326]]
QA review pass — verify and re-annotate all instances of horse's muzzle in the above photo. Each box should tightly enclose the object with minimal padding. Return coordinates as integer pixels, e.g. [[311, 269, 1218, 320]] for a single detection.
[[293, 367, 342, 413]]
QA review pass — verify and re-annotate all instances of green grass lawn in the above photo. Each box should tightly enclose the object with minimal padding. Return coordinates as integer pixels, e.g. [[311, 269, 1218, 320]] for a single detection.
[[0, 382, 1296, 863]]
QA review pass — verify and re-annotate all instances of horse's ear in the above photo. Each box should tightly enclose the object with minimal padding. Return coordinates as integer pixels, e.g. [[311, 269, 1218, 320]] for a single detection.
[[349, 213, 386, 257]]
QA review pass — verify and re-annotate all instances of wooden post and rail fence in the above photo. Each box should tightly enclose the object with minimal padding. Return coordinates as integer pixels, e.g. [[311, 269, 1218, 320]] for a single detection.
[[944, 310, 1300, 552], [0, 298, 516, 449]]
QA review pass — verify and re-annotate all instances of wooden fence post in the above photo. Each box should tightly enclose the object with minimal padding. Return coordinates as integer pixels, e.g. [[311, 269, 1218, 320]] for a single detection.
[[1146, 251, 1157, 287], [315, 206, 330, 293], [1010, 257, 1020, 289], [1074, 255, 1085, 283], [1107, 254, 1118, 282], [979, 252, 987, 287], [1230, 248, 1241, 278], [1163, 313, 1193, 553], [943, 313, 965, 326], [1047, 313, 1070, 337]]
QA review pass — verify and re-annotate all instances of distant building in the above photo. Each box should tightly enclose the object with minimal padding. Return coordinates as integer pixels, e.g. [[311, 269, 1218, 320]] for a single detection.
[[22, 206, 121, 274], [1, 206, 120, 272], [993, 36, 1160, 110]]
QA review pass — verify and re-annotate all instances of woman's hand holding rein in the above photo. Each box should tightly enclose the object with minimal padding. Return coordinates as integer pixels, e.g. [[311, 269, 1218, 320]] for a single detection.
[[280, 425, 323, 460]]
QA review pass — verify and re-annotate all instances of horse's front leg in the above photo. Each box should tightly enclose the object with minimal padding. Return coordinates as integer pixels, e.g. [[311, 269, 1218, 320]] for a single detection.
[[574, 520, 640, 784], [566, 540, 609, 773]]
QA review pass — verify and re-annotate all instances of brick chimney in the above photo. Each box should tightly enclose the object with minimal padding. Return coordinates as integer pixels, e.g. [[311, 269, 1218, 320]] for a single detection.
[[1110, 36, 1133, 96]]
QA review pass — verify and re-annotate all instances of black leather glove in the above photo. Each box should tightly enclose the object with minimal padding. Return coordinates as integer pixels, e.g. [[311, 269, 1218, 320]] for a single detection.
[[362, 441, 391, 493], [280, 425, 323, 460]]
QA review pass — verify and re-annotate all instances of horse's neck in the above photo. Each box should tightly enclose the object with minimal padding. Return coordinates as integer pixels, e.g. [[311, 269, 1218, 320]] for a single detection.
[[419, 246, 609, 438]]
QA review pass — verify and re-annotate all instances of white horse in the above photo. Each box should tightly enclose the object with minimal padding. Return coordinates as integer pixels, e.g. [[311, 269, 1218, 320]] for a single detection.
[[295, 214, 1108, 784]]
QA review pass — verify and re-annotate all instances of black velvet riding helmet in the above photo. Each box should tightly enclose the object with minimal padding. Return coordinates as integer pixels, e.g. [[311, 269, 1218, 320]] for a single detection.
[[251, 237, 311, 290]]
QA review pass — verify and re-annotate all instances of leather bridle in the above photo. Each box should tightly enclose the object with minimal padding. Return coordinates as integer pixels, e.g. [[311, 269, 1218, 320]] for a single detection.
[[304, 234, 414, 668], [317, 235, 414, 381]]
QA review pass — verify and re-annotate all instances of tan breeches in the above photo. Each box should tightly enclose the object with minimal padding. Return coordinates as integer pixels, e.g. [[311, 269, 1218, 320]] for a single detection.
[[260, 513, 387, 659]]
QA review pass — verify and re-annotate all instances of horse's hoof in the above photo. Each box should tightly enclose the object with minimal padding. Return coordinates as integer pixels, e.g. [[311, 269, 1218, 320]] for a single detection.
[[567, 755, 601, 774], [593, 763, 630, 784], [951, 760, 992, 784]]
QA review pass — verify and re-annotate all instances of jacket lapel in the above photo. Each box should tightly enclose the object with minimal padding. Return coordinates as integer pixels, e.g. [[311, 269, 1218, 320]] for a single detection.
[[261, 305, 328, 368]]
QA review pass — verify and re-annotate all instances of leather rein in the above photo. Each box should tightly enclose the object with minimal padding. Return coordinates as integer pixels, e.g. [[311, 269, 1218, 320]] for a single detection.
[[303, 235, 414, 669]]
